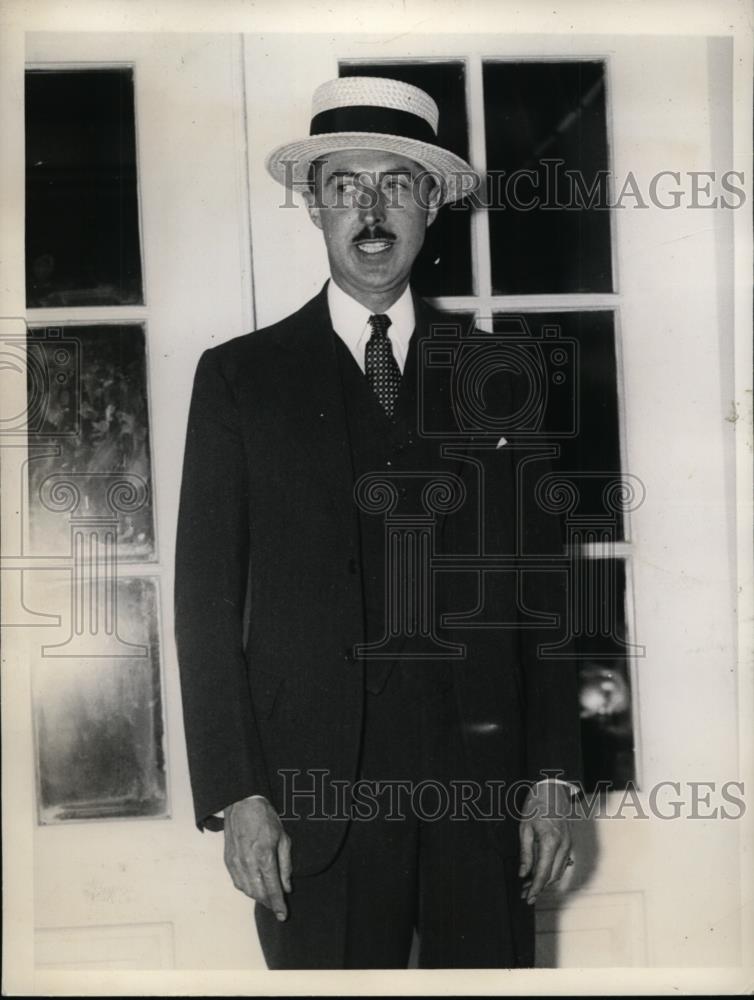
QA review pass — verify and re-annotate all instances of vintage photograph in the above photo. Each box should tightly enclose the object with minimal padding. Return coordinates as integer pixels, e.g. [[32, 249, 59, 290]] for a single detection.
[[0, 0, 751, 995]]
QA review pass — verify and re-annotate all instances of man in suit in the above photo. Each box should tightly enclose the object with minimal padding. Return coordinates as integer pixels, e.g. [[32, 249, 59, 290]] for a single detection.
[[175, 75, 581, 969]]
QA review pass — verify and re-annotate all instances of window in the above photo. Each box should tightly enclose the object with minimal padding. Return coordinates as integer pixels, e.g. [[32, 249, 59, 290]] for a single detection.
[[25, 68, 143, 308], [25, 67, 166, 822], [26, 323, 156, 558], [341, 58, 635, 790], [483, 61, 612, 294]]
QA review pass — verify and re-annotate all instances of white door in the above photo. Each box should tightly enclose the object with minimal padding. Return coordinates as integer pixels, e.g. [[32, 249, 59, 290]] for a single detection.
[[242, 31, 743, 968], [3, 31, 268, 973]]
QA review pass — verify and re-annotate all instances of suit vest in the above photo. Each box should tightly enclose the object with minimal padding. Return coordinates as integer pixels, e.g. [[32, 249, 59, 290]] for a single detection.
[[332, 328, 453, 696]]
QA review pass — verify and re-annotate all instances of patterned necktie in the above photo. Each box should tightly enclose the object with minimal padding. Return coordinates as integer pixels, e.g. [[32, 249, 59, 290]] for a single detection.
[[365, 314, 401, 418]]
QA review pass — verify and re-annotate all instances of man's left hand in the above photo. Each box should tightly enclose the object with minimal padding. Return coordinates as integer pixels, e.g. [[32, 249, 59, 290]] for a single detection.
[[518, 782, 573, 905]]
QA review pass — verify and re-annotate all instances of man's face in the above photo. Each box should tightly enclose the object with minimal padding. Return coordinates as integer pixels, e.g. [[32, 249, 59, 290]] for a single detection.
[[303, 149, 441, 308]]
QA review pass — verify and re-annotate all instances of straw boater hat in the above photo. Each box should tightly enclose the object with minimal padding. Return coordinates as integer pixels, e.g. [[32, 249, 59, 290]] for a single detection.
[[265, 76, 479, 206]]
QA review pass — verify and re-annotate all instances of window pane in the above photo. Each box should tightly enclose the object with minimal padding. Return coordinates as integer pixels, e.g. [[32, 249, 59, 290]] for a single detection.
[[339, 61, 472, 296], [33, 577, 167, 823], [26, 324, 156, 560], [492, 311, 623, 536], [25, 68, 143, 307], [483, 61, 612, 294], [573, 557, 635, 790]]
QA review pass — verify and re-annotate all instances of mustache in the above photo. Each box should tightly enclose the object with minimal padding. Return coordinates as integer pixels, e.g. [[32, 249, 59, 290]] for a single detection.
[[352, 226, 396, 243]]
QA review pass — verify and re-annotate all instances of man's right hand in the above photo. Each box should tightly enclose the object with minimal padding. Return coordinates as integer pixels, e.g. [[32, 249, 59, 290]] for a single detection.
[[223, 796, 292, 921]]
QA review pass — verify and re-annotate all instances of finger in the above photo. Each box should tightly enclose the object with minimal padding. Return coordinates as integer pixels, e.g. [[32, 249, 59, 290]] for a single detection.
[[226, 856, 258, 899], [224, 821, 258, 899], [224, 847, 255, 899], [521, 833, 539, 899], [277, 834, 293, 893], [521, 829, 540, 898], [526, 835, 558, 904], [259, 854, 288, 921], [250, 868, 271, 909], [547, 838, 572, 887], [241, 844, 272, 907], [518, 822, 535, 878]]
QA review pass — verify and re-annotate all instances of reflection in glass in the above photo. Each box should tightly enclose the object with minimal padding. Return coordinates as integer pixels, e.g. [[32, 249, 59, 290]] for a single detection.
[[25, 68, 143, 307], [493, 311, 622, 535], [483, 61, 612, 294], [33, 577, 167, 823], [26, 324, 155, 560], [573, 557, 635, 790], [339, 61, 473, 296]]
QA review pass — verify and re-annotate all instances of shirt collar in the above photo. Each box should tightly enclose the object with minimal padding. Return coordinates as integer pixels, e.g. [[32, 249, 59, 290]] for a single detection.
[[326, 279, 415, 373]]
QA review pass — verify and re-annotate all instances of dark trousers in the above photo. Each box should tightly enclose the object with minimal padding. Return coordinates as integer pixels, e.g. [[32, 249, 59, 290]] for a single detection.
[[255, 663, 534, 969]]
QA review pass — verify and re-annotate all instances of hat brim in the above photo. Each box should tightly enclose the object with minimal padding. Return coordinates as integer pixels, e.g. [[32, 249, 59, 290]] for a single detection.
[[265, 132, 480, 205]]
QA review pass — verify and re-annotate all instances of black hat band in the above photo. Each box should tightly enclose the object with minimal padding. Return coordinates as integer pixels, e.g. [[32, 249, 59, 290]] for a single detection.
[[310, 105, 437, 145]]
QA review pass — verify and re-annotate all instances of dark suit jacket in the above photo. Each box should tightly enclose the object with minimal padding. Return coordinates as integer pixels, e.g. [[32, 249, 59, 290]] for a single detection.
[[174, 284, 581, 876]]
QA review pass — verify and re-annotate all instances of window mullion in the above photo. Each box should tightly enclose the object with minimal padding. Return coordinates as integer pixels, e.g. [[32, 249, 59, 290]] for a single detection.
[[466, 54, 492, 302], [577, 541, 632, 560], [431, 293, 620, 314], [26, 307, 150, 325]]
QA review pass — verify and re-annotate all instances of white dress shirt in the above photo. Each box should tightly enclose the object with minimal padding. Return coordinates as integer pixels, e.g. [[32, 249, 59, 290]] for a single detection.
[[327, 279, 415, 374]]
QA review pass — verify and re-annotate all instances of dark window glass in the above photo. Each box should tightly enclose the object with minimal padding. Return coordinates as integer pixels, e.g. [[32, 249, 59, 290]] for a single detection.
[[492, 310, 623, 535], [339, 61, 472, 296], [572, 557, 635, 790], [34, 577, 167, 822], [25, 69, 143, 307], [26, 324, 155, 560], [483, 61, 612, 294]]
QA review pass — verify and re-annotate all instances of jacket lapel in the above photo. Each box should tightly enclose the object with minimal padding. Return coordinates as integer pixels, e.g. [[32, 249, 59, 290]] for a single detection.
[[410, 294, 477, 487], [276, 285, 357, 519]]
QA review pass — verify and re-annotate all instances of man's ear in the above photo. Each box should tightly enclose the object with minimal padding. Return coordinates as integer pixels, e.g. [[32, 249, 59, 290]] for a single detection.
[[424, 177, 444, 228], [301, 189, 323, 230]]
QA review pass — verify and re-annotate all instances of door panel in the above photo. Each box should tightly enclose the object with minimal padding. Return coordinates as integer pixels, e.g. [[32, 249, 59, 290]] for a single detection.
[[243, 31, 740, 967], [22, 31, 264, 970]]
